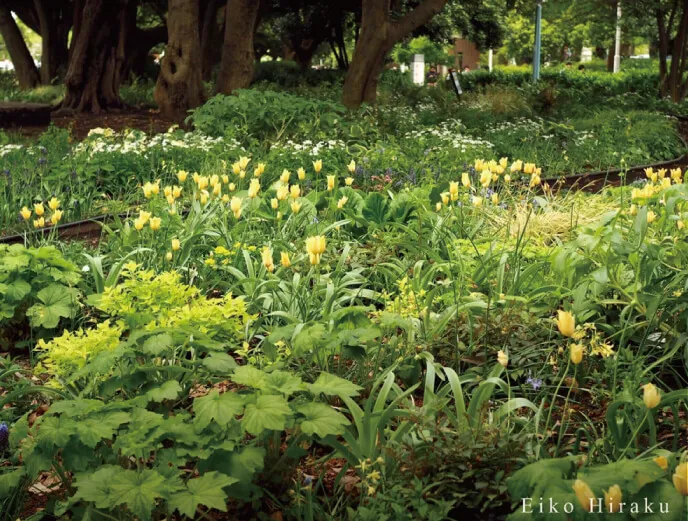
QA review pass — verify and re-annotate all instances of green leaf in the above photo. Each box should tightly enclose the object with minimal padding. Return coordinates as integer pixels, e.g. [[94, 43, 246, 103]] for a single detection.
[[0, 468, 26, 496], [265, 370, 304, 396], [107, 468, 169, 521], [202, 352, 237, 374], [145, 381, 182, 403], [292, 322, 327, 355], [75, 412, 131, 448], [309, 372, 361, 398], [4, 279, 31, 302], [35, 415, 77, 448], [27, 284, 77, 328], [297, 402, 349, 437], [362, 192, 390, 226], [231, 365, 268, 389], [142, 333, 174, 356], [169, 472, 238, 518], [242, 395, 290, 435], [193, 390, 244, 429]]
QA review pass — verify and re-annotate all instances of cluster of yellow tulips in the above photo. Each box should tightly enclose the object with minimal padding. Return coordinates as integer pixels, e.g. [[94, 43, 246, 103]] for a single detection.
[[572, 460, 687, 513], [19, 197, 63, 228], [629, 167, 686, 226]]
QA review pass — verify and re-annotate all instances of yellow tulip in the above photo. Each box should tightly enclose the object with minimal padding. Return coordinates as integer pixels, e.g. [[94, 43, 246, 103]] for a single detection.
[[280, 251, 291, 268], [230, 197, 242, 219], [197, 176, 209, 190], [480, 170, 492, 188], [604, 485, 622, 513], [570, 343, 584, 365], [504, 174, 511, 183], [653, 456, 668, 470], [678, 220, 685, 230], [171, 239, 181, 251], [306, 235, 326, 265], [221, 194, 229, 203], [530, 174, 541, 187], [48, 197, 60, 211], [524, 163, 535, 175], [647, 210, 656, 223], [572, 480, 595, 512], [262, 246, 275, 272], [345, 177, 354, 186], [177, 170, 188, 183], [248, 178, 260, 198], [271, 198, 279, 209], [557, 310, 575, 337], [200, 190, 209, 205], [280, 169, 290, 184], [449, 181, 459, 201], [33, 217, 45, 228], [291, 200, 302, 214], [313, 159, 323, 173], [499, 157, 508, 169], [510, 160, 523, 172], [255, 163, 266, 177], [297, 167, 306, 180], [20, 206, 31, 220], [209, 175, 219, 187], [337, 196, 348, 209], [461, 172, 471, 188], [327, 175, 336, 191], [139, 210, 151, 224], [673, 462, 687, 495], [51, 210, 63, 224], [165, 251, 173, 261], [491, 193, 499, 205], [34, 203, 45, 216], [347, 160, 355, 173], [472, 196, 483, 208], [228, 182, 236, 192], [474, 159, 484, 171], [134, 218, 145, 231], [290, 184, 301, 199], [497, 350, 508, 368], [642, 383, 661, 409], [172, 186, 183, 198], [436, 202, 442, 211], [440, 192, 449, 205], [644, 167, 654, 179], [239, 156, 250, 170], [221, 174, 229, 184], [232, 162, 241, 175], [657, 168, 666, 179], [149, 217, 162, 231], [276, 185, 289, 200]]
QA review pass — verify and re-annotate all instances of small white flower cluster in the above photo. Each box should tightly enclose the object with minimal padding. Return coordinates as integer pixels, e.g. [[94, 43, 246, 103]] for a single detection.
[[273, 138, 346, 156], [484, 117, 544, 135], [0, 144, 23, 157], [403, 119, 494, 152]]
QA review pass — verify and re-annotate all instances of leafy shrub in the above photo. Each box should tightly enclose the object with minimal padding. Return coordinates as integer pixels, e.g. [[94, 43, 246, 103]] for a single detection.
[[0, 244, 81, 350], [253, 60, 345, 88]]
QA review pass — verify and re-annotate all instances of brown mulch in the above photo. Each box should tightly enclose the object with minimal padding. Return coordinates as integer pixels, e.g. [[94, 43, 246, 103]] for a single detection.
[[11, 108, 178, 140]]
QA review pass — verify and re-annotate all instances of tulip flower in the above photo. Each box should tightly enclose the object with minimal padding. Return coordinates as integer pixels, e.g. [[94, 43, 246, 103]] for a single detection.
[[678, 220, 685, 230], [461, 172, 471, 188], [572, 480, 595, 512], [306, 235, 326, 265], [497, 350, 508, 368], [171, 239, 181, 251], [173, 186, 183, 198], [345, 177, 354, 186], [177, 170, 188, 183], [570, 343, 584, 365], [604, 485, 622, 513], [327, 175, 336, 191], [557, 310, 575, 337], [280, 169, 290, 184], [337, 196, 348, 209], [48, 197, 60, 211], [165, 251, 173, 261], [314, 159, 323, 173], [472, 196, 483, 208], [491, 193, 499, 205], [200, 191, 209, 205], [673, 462, 687, 495], [291, 201, 302, 214], [504, 174, 511, 183], [230, 197, 242, 219], [271, 198, 279, 209], [232, 162, 241, 175], [440, 192, 449, 205], [248, 179, 260, 198], [149, 217, 161, 231], [499, 157, 508, 169], [221, 194, 229, 203], [255, 163, 266, 177], [277, 185, 289, 200], [239, 156, 250, 170], [436, 202, 442, 211], [480, 170, 492, 188], [134, 218, 145, 231], [52, 210, 63, 224], [474, 159, 484, 171], [642, 383, 661, 409], [297, 167, 306, 180], [290, 184, 301, 199], [34, 203, 45, 216], [347, 160, 355, 173], [510, 160, 523, 172], [222, 174, 229, 184], [262, 246, 275, 272], [530, 174, 541, 187], [229, 183, 236, 192], [647, 210, 656, 223], [20, 206, 31, 220], [653, 456, 668, 470], [33, 217, 45, 228], [449, 181, 459, 201], [280, 251, 291, 268]]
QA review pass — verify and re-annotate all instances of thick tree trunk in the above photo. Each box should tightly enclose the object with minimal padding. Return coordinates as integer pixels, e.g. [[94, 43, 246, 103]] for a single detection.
[[657, 0, 688, 102], [59, 0, 129, 114], [155, 0, 205, 121], [0, 5, 40, 89], [342, 0, 449, 109], [217, 0, 261, 94], [200, 0, 223, 80]]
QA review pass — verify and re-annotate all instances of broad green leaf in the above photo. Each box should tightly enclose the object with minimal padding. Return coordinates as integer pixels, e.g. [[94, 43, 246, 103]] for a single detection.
[[202, 352, 237, 374], [297, 402, 349, 437], [242, 395, 290, 435], [35, 415, 77, 448], [142, 333, 174, 355], [231, 365, 267, 389], [27, 284, 77, 328], [4, 279, 31, 302], [193, 390, 244, 429], [75, 412, 131, 448], [265, 370, 304, 396], [145, 381, 182, 403], [309, 372, 361, 398], [107, 468, 169, 521], [169, 472, 238, 518]]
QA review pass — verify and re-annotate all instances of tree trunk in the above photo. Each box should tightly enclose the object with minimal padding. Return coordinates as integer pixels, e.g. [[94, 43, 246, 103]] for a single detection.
[[217, 0, 260, 94], [200, 0, 222, 80], [342, 0, 449, 109], [656, 0, 688, 102], [33, 0, 71, 84], [0, 5, 40, 89], [155, 0, 205, 121], [59, 0, 130, 114]]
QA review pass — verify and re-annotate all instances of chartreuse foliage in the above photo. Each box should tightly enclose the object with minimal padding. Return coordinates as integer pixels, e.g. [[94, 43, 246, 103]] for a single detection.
[[507, 455, 687, 521]]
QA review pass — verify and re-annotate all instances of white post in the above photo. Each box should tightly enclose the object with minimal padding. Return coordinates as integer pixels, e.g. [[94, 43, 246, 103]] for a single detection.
[[613, 1, 622, 73], [411, 54, 425, 85], [488, 49, 493, 72]]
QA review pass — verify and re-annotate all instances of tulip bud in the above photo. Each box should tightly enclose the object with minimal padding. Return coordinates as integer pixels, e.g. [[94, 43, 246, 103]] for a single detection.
[[497, 350, 508, 368], [570, 343, 584, 365], [673, 462, 688, 496], [604, 485, 622, 513], [557, 310, 575, 337], [572, 480, 595, 512], [642, 383, 661, 409]]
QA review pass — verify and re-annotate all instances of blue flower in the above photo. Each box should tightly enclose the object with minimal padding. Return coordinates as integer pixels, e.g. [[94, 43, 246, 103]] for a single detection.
[[0, 422, 8, 450], [526, 376, 543, 391]]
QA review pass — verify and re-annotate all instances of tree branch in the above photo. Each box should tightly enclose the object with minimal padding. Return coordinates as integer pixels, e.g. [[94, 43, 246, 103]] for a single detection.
[[389, 0, 449, 43]]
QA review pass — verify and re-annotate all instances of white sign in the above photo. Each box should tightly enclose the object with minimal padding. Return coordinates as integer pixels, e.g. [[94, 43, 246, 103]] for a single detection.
[[581, 47, 593, 62], [411, 54, 424, 85]]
